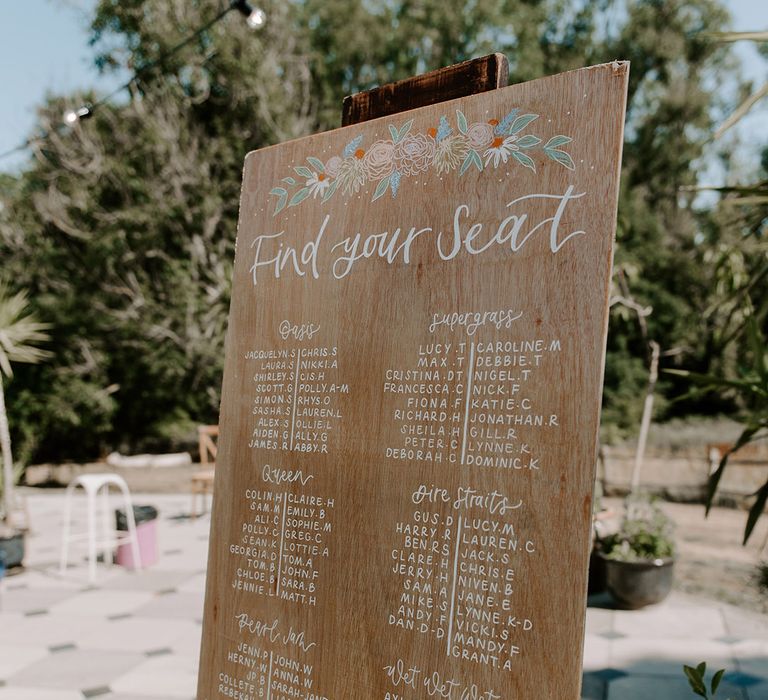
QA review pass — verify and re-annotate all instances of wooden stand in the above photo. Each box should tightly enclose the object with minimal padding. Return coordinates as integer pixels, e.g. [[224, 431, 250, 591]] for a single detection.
[[342, 53, 509, 126], [197, 56, 629, 700]]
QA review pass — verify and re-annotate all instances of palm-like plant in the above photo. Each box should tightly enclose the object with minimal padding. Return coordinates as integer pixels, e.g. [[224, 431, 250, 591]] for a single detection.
[[0, 280, 50, 527], [669, 310, 768, 544]]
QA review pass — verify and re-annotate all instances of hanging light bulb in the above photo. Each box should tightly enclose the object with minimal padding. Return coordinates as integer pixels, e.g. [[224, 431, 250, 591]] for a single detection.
[[231, 0, 266, 29], [63, 106, 92, 126]]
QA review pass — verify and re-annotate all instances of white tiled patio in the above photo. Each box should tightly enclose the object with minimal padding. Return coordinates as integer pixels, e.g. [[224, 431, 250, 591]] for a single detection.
[[0, 492, 766, 699]]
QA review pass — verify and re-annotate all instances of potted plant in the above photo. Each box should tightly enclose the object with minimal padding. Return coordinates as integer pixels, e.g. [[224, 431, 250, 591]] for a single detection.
[[596, 492, 675, 609]]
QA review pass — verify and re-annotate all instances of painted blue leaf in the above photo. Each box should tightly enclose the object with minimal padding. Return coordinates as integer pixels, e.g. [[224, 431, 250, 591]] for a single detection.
[[270, 187, 288, 197], [288, 187, 311, 206], [495, 108, 520, 135], [456, 109, 468, 134], [372, 176, 392, 201], [509, 114, 539, 134], [293, 165, 313, 178], [274, 194, 287, 216], [397, 119, 414, 142], [307, 157, 325, 173], [516, 135, 542, 149], [390, 170, 401, 197], [512, 151, 536, 172], [322, 179, 339, 203], [281, 177, 297, 186], [545, 148, 576, 171], [436, 115, 452, 143], [388, 125, 399, 142], [343, 135, 363, 157], [544, 135, 572, 149]]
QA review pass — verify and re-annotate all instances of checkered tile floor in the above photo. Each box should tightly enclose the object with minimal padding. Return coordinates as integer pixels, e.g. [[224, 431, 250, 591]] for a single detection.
[[0, 491, 766, 699]]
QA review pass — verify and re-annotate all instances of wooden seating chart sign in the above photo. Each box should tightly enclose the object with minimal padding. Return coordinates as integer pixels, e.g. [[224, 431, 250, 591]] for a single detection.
[[198, 62, 629, 699]]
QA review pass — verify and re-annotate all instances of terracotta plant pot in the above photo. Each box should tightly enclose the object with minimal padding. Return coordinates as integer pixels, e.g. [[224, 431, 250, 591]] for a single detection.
[[599, 552, 674, 609]]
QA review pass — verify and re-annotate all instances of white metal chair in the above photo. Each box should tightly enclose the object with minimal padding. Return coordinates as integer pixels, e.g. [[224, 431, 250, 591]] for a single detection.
[[59, 473, 142, 582]]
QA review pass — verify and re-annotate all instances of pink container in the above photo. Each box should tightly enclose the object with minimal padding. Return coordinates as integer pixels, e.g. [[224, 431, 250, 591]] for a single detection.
[[116, 519, 158, 569]]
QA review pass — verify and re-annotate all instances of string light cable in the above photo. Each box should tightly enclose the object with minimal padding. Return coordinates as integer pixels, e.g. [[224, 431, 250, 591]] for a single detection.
[[0, 0, 266, 162]]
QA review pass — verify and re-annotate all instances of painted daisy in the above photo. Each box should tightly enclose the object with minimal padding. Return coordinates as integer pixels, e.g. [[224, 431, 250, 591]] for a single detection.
[[483, 135, 520, 168], [306, 172, 330, 198]]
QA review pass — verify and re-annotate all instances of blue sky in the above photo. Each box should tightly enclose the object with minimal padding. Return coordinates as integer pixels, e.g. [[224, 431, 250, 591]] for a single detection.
[[0, 0, 766, 173]]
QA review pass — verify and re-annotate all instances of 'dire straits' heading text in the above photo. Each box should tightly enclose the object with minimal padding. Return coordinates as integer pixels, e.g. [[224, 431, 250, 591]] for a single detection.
[[248, 186, 588, 284]]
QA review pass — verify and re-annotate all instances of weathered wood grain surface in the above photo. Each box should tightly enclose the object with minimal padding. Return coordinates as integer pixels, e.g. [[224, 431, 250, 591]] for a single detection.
[[198, 61, 629, 700], [342, 53, 509, 126]]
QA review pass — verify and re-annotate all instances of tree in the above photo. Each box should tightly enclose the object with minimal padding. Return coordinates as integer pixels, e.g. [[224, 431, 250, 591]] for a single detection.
[[667, 56, 768, 542], [0, 281, 49, 525], [0, 0, 756, 462]]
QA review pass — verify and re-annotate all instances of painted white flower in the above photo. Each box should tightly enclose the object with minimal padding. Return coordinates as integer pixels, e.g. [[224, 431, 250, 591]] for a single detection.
[[306, 172, 330, 198], [483, 135, 520, 168], [325, 156, 343, 178]]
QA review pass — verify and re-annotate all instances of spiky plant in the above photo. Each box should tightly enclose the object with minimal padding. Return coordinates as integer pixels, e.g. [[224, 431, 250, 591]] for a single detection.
[[0, 280, 50, 527]]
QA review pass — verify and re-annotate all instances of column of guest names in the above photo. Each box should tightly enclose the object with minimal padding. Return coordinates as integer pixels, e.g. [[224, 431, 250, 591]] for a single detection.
[[229, 467, 335, 606], [384, 337, 562, 468], [246, 343, 346, 454], [387, 485, 535, 673]]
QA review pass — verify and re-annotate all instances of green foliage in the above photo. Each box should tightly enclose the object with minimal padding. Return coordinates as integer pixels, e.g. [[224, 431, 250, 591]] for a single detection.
[[598, 493, 675, 562], [668, 312, 768, 543], [0, 280, 50, 379], [683, 662, 730, 699], [0, 281, 50, 522], [0, 0, 760, 462]]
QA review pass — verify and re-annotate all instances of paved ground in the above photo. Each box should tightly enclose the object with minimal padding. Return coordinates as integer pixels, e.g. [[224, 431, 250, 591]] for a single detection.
[[0, 491, 766, 699]]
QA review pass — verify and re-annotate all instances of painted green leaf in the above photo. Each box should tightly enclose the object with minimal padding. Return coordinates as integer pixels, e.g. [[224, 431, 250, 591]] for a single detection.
[[398, 119, 414, 142], [270, 187, 288, 197], [512, 151, 536, 171], [293, 166, 312, 178], [509, 114, 539, 134], [516, 135, 542, 149], [281, 177, 296, 186], [388, 125, 400, 142], [459, 153, 474, 177], [322, 179, 339, 203], [456, 109, 468, 134], [274, 194, 287, 215], [372, 175, 392, 201], [545, 148, 575, 171], [460, 149, 483, 176], [288, 187, 311, 207], [544, 135, 572, 149], [307, 157, 325, 173]]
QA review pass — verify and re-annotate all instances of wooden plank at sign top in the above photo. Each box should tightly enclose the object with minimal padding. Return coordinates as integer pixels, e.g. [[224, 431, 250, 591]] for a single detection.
[[342, 53, 510, 126], [197, 59, 630, 700]]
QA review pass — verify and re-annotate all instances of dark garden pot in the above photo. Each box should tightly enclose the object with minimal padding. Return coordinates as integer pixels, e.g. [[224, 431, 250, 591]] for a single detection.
[[599, 553, 674, 609], [0, 530, 25, 569], [588, 547, 607, 595]]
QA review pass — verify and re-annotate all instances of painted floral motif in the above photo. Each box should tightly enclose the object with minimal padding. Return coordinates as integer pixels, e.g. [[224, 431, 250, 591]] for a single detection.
[[269, 107, 575, 215]]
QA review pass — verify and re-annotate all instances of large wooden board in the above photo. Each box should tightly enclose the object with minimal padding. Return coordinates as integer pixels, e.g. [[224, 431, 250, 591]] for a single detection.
[[198, 62, 629, 700]]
